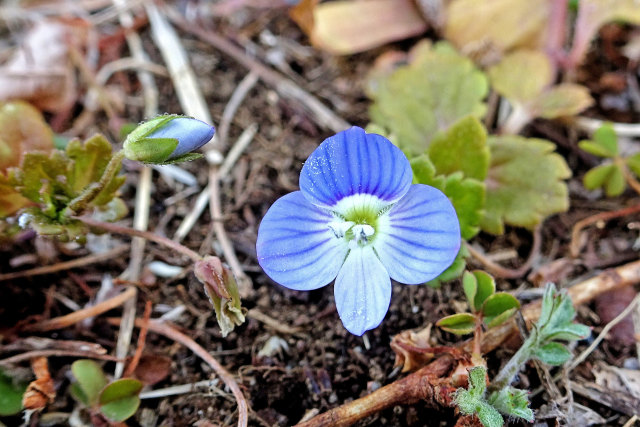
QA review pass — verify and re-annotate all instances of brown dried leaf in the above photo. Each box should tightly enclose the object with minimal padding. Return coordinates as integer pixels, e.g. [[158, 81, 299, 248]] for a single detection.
[[22, 357, 55, 411], [390, 324, 435, 372], [595, 286, 637, 347], [290, 0, 427, 55], [445, 0, 550, 62], [133, 354, 172, 386], [0, 21, 77, 112]]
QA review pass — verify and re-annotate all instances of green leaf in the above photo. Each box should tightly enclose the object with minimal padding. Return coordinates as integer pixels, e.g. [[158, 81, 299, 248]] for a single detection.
[[579, 124, 618, 157], [71, 360, 108, 407], [368, 41, 488, 156], [583, 164, 617, 191], [437, 312, 476, 335], [455, 366, 504, 427], [546, 323, 591, 341], [99, 378, 142, 422], [626, 153, 640, 178], [532, 84, 593, 118], [411, 156, 485, 240], [481, 135, 571, 234], [472, 270, 495, 311], [482, 292, 520, 318], [0, 369, 26, 416], [462, 271, 478, 311], [485, 307, 518, 329], [534, 342, 572, 365], [426, 244, 469, 287], [605, 165, 625, 197], [488, 50, 552, 103], [488, 387, 534, 422], [427, 116, 489, 181]]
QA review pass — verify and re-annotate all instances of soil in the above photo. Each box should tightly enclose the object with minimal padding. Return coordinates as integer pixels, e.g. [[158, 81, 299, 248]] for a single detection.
[[1, 5, 639, 427]]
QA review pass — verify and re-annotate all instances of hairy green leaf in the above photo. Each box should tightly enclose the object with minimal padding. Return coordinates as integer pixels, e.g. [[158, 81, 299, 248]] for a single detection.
[[455, 366, 504, 427], [368, 41, 488, 156], [481, 135, 571, 234], [488, 387, 534, 422], [437, 313, 476, 335], [534, 342, 572, 365]]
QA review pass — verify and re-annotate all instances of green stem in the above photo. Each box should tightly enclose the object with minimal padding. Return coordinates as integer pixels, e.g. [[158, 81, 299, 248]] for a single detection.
[[63, 150, 126, 217], [488, 331, 539, 393]]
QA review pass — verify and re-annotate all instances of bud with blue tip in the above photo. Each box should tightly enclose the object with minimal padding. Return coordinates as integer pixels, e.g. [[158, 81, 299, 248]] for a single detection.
[[123, 115, 215, 164]]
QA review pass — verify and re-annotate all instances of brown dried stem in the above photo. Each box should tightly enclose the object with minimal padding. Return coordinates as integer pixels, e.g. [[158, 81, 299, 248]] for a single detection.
[[123, 300, 152, 378], [294, 355, 456, 427]]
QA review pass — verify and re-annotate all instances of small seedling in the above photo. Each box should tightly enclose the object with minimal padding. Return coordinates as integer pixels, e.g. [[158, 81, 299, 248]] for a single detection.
[[70, 360, 143, 423]]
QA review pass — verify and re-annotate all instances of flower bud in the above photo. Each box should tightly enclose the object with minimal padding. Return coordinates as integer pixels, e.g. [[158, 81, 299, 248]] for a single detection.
[[123, 115, 215, 164]]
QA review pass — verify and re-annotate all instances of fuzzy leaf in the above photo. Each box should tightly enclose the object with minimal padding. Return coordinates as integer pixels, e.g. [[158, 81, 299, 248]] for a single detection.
[[579, 123, 618, 158], [369, 41, 488, 156], [456, 366, 504, 427], [71, 360, 108, 407], [0, 369, 26, 416], [445, 0, 550, 57], [532, 84, 593, 118], [488, 50, 552, 103], [534, 342, 572, 365], [411, 156, 485, 240], [99, 378, 142, 422], [437, 313, 476, 335], [481, 135, 571, 234], [427, 116, 489, 181], [488, 387, 534, 422], [546, 323, 591, 341]]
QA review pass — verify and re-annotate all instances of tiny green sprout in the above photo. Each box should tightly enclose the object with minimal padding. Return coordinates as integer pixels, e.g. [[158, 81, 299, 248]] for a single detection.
[[437, 270, 520, 336], [455, 366, 503, 427], [580, 123, 640, 196], [70, 360, 143, 423]]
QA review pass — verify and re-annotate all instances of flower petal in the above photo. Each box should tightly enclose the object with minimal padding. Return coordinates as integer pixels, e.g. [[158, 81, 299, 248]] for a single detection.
[[299, 126, 412, 209], [257, 191, 348, 291], [334, 246, 391, 335], [374, 184, 460, 284], [149, 117, 215, 159]]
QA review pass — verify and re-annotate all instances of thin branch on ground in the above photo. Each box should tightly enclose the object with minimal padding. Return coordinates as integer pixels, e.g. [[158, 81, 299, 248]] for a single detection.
[[107, 317, 249, 427], [74, 216, 201, 262], [0, 350, 120, 366], [0, 245, 128, 282], [21, 286, 136, 333], [569, 203, 640, 257], [123, 300, 152, 378]]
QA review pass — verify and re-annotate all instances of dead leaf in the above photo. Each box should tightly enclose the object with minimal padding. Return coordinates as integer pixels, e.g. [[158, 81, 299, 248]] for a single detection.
[[593, 361, 640, 399], [0, 21, 78, 112], [444, 0, 550, 63], [390, 324, 434, 372], [22, 357, 56, 411], [595, 286, 638, 347], [133, 354, 172, 386], [290, 0, 427, 55]]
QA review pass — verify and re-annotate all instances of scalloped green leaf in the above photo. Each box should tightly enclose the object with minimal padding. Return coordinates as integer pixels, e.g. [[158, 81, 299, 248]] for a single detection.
[[488, 50, 552, 103], [368, 41, 488, 156], [411, 156, 485, 240], [0, 369, 27, 416], [481, 135, 571, 234], [534, 342, 572, 365], [437, 312, 476, 335], [99, 378, 142, 422], [427, 116, 489, 181], [71, 360, 108, 407]]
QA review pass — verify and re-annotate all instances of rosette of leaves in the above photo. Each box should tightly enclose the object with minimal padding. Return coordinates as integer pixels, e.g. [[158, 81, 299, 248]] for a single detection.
[[437, 270, 520, 335], [579, 123, 640, 197], [7, 134, 127, 241], [70, 360, 143, 423]]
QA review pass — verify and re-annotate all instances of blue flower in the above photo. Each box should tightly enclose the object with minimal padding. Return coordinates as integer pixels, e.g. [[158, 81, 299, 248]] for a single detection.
[[123, 115, 215, 164], [256, 127, 461, 335]]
